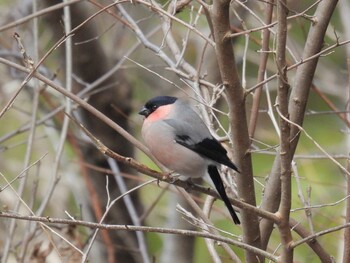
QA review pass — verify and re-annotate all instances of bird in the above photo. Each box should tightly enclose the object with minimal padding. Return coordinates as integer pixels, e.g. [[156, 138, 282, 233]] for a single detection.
[[139, 96, 240, 224]]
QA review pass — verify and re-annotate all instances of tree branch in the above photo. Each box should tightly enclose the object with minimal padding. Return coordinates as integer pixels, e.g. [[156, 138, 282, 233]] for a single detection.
[[210, 1, 261, 262], [248, 0, 274, 138], [259, 0, 339, 250], [0, 212, 279, 262], [275, 1, 293, 261], [290, 219, 333, 263]]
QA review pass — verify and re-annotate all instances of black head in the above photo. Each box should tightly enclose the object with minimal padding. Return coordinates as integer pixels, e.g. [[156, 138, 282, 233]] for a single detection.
[[139, 96, 178, 117]]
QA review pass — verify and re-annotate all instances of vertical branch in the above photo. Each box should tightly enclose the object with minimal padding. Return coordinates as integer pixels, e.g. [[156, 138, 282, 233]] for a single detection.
[[260, 0, 339, 249], [36, 0, 73, 216], [275, 0, 293, 262], [290, 218, 333, 262], [210, 1, 261, 262], [2, 2, 41, 261], [248, 0, 274, 139], [343, 159, 350, 262], [343, 58, 350, 263], [18, 0, 42, 259], [288, 0, 339, 147]]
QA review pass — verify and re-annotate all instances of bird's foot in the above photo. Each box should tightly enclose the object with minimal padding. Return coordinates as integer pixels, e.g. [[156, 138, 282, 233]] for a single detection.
[[162, 171, 179, 183], [183, 178, 197, 191]]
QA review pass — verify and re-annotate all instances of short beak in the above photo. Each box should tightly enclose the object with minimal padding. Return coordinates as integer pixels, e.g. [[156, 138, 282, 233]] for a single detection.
[[138, 107, 150, 117]]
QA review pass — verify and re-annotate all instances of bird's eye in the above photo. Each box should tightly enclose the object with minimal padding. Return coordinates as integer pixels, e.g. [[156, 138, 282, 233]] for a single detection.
[[152, 105, 158, 110]]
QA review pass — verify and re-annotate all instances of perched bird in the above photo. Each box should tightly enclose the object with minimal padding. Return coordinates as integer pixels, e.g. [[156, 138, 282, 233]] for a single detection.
[[139, 96, 240, 224]]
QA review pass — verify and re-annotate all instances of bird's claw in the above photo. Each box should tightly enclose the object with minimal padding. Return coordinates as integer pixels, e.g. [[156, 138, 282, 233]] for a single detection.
[[183, 178, 196, 190], [163, 171, 179, 183]]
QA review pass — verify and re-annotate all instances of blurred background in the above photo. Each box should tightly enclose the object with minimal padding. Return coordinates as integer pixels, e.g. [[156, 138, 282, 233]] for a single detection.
[[0, 0, 349, 262]]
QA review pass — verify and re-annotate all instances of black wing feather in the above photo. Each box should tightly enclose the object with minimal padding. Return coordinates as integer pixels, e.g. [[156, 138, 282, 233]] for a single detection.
[[175, 136, 240, 173]]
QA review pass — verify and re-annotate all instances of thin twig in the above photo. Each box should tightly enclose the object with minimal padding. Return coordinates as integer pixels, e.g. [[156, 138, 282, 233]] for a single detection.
[[2, 28, 41, 263], [291, 222, 350, 249], [248, 0, 274, 139], [0, 153, 48, 192], [291, 194, 350, 212], [0, 0, 83, 32], [0, 172, 84, 257], [202, 196, 223, 263], [292, 162, 315, 234], [275, 0, 293, 261], [247, 39, 350, 94], [176, 187, 241, 262], [35, 0, 73, 217], [0, 211, 279, 262], [277, 108, 350, 177], [108, 158, 150, 263], [81, 177, 156, 262]]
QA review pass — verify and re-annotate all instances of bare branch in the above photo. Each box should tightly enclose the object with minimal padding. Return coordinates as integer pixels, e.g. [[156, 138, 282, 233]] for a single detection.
[[0, 212, 279, 262], [248, 0, 274, 139], [260, 0, 339, 251], [210, 1, 261, 262]]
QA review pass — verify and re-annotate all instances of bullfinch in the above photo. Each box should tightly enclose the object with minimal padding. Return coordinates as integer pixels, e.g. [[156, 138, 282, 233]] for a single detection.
[[139, 96, 240, 224]]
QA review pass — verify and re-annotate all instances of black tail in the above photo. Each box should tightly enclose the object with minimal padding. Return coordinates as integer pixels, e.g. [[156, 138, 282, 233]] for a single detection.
[[207, 165, 240, 224]]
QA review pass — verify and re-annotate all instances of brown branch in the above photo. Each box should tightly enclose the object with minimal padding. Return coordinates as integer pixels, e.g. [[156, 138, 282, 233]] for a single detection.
[[275, 0, 293, 262], [248, 0, 274, 139], [0, 0, 83, 32], [291, 222, 350, 249], [210, 1, 262, 262], [288, 0, 339, 148], [73, 139, 116, 263], [0, 1, 128, 118], [0, 212, 279, 262], [290, 219, 333, 263], [344, 158, 350, 262], [312, 84, 350, 128], [227, 1, 321, 39], [259, 0, 339, 251], [344, 58, 350, 262], [246, 39, 350, 95], [134, 0, 214, 46], [40, 92, 116, 262]]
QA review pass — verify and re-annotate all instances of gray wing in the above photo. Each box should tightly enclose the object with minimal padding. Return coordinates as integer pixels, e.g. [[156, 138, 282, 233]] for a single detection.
[[164, 101, 212, 143], [162, 101, 214, 147], [163, 101, 239, 172]]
